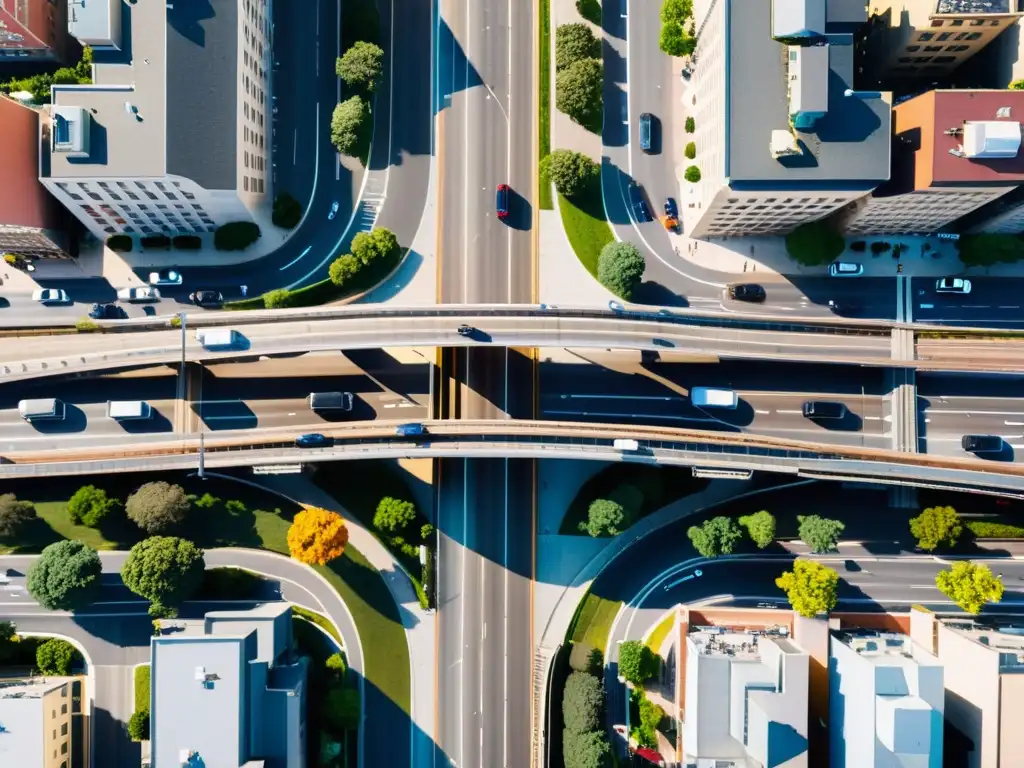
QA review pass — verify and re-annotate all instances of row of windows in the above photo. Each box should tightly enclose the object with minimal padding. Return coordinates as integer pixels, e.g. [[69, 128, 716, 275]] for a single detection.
[[898, 54, 961, 63], [244, 150, 265, 172], [243, 176, 265, 193], [905, 43, 972, 53], [725, 196, 848, 205], [244, 124, 265, 151], [917, 29, 985, 42], [930, 17, 1000, 28]]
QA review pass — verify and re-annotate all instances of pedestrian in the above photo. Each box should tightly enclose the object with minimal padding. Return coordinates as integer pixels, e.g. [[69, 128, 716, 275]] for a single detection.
[[240, 285, 248, 297]]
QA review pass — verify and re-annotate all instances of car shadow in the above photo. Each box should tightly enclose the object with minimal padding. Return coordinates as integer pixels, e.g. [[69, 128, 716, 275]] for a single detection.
[[504, 187, 532, 232], [27, 404, 88, 434], [807, 411, 864, 433]]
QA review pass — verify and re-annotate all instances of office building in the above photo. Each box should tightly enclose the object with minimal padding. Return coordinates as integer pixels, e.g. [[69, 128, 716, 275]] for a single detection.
[[150, 603, 308, 768], [828, 628, 944, 768], [40, 0, 273, 241], [866, 1, 1024, 82], [0, 677, 75, 768], [686, 0, 891, 238], [840, 89, 1024, 234], [0, 0, 70, 61]]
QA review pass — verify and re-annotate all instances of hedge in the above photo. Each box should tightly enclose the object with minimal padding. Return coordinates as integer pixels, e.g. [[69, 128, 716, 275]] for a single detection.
[[172, 235, 202, 250], [107, 235, 132, 252], [213, 221, 261, 251], [966, 521, 1024, 539], [140, 234, 171, 249]]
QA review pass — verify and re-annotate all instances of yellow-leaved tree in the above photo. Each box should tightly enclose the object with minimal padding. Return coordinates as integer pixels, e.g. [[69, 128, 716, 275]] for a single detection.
[[287, 508, 349, 566]]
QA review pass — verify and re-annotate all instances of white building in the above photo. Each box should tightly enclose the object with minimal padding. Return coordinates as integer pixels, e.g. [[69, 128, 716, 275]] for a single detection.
[[40, 0, 272, 240], [0, 677, 75, 768]]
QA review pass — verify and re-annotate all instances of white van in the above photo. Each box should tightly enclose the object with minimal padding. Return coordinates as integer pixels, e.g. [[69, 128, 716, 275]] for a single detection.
[[690, 387, 738, 409], [613, 439, 640, 451], [18, 398, 65, 422], [107, 401, 152, 420], [195, 328, 239, 349]]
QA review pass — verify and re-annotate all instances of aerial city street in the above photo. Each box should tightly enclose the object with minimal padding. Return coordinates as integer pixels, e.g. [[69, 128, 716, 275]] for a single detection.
[[5, 0, 1024, 767]]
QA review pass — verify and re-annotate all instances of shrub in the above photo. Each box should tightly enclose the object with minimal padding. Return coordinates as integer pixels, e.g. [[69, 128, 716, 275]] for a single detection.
[[272, 192, 302, 229], [569, 641, 603, 676], [578, 498, 632, 537], [910, 506, 963, 551], [323, 686, 361, 734], [556, 58, 603, 129], [172, 235, 201, 250], [870, 241, 892, 254], [263, 288, 294, 309], [563, 729, 611, 768], [797, 514, 845, 553], [776, 560, 839, 618], [36, 638, 79, 675], [326, 652, 347, 678], [422, 544, 436, 609], [106, 234, 133, 252], [738, 510, 776, 549], [597, 241, 645, 299], [684, 141, 696, 159], [121, 536, 206, 617], [576, 0, 602, 24], [956, 234, 1024, 266], [374, 497, 417, 533], [563, 670, 604, 734], [556, 23, 601, 70], [194, 492, 219, 509], [140, 234, 171, 249], [420, 523, 435, 541], [127, 710, 150, 741], [687, 515, 743, 558], [335, 41, 385, 92], [0, 494, 37, 541], [785, 220, 845, 266], [330, 95, 370, 155], [287, 508, 349, 565], [75, 319, 99, 333], [849, 240, 866, 252], [26, 540, 103, 611], [684, 116, 694, 133], [617, 640, 657, 685], [126, 482, 191, 534], [67, 485, 119, 528], [683, 165, 701, 183], [966, 521, 1024, 538], [351, 227, 401, 266], [213, 221, 261, 251], [1011, 79, 1024, 90], [548, 149, 600, 198], [225, 499, 246, 515], [329, 253, 361, 287], [936, 561, 1004, 614], [198, 567, 265, 600]]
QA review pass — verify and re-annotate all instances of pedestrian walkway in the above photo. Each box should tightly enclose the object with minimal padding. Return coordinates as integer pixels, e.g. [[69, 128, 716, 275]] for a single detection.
[[538, 210, 618, 306]]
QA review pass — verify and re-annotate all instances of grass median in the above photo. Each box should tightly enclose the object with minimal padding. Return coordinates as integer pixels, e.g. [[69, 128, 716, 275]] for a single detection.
[[539, 0, 553, 210], [558, 185, 613, 279]]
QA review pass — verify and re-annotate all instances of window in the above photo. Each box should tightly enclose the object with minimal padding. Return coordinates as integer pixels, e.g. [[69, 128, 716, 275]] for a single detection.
[[936, 31, 952, 41], [950, 18, 963, 26], [930, 19, 944, 27], [917, 31, 934, 41], [934, 55, 956, 63], [244, 176, 249, 192], [906, 44, 920, 52], [970, 18, 985, 26], [966, 32, 982, 40], [925, 45, 943, 51], [61, 723, 68, 737]]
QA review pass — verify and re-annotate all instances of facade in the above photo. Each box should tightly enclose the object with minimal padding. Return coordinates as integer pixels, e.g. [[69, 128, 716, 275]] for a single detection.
[[150, 603, 308, 768], [682, 627, 809, 767], [40, 0, 272, 241], [867, 1, 1024, 82], [687, 0, 891, 238], [828, 628, 944, 768], [0, 96, 70, 258], [841, 90, 1024, 234], [0, 0, 70, 61], [0, 677, 75, 768]]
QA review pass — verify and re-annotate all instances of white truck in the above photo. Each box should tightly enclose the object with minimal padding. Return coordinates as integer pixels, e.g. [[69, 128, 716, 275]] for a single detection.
[[195, 328, 240, 349], [690, 387, 738, 409], [613, 439, 640, 451], [107, 401, 152, 420]]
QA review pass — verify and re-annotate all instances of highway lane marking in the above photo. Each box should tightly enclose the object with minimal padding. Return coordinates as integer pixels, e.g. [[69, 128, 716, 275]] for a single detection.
[[543, 409, 716, 422], [925, 409, 1024, 416], [558, 394, 684, 401], [280, 246, 312, 271], [774, 409, 802, 415]]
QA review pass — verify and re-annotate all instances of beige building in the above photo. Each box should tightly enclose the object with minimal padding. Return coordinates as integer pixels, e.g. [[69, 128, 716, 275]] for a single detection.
[[867, 1, 1024, 82], [0, 677, 74, 768]]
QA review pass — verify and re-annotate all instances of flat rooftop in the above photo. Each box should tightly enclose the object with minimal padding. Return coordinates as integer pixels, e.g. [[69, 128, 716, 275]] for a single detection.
[[930, 91, 1024, 184], [689, 626, 794, 659], [944, 618, 1024, 664], [934, 0, 1015, 14]]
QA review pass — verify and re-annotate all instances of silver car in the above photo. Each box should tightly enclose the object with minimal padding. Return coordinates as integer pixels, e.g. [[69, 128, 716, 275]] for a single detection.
[[828, 262, 863, 277], [148, 269, 182, 286], [117, 286, 161, 301], [936, 277, 971, 294], [31, 288, 68, 304]]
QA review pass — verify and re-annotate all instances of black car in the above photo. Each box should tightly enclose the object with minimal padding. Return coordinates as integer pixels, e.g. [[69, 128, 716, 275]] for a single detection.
[[638, 112, 654, 152], [89, 303, 122, 319], [629, 183, 653, 222], [189, 290, 224, 308], [802, 401, 847, 420], [457, 324, 475, 337], [727, 283, 766, 303], [295, 433, 333, 448], [962, 434, 1003, 454]]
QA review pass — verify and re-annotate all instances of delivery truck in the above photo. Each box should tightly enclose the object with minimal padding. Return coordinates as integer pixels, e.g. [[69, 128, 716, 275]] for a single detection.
[[107, 401, 152, 420], [195, 328, 240, 349], [689, 387, 738, 409]]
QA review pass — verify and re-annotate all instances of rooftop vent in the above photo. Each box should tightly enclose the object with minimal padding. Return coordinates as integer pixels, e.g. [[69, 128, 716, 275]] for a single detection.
[[194, 666, 205, 682], [997, 107, 1012, 119], [51, 106, 91, 158], [962, 121, 1022, 159]]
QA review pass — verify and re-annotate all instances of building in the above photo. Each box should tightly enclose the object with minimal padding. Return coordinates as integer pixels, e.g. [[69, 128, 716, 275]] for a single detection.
[[0, 96, 70, 258], [0, 677, 75, 768], [866, 1, 1024, 83], [40, 0, 273, 241], [911, 610, 1024, 768], [150, 604, 308, 768], [840, 89, 1024, 234], [681, 626, 809, 767], [828, 628, 944, 768], [0, 0, 70, 61], [686, 0, 892, 238]]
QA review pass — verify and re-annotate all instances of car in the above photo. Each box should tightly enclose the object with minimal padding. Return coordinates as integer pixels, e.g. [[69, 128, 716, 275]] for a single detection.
[[31, 288, 68, 304], [189, 290, 224, 308], [88, 303, 122, 320], [638, 112, 654, 152], [149, 269, 182, 285], [727, 283, 766, 303], [608, 300, 625, 312], [828, 262, 863, 277], [664, 198, 679, 219], [396, 423, 426, 437], [962, 434, 1003, 454], [295, 433, 333, 448], [681, 66, 692, 80], [802, 401, 847, 420], [496, 184, 510, 219], [328, 201, 340, 220], [936, 277, 972, 294], [457, 324, 474, 337], [117, 286, 161, 302]]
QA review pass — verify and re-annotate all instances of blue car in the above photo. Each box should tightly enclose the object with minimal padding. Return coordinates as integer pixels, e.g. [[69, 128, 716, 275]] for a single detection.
[[295, 433, 332, 448], [396, 423, 426, 437]]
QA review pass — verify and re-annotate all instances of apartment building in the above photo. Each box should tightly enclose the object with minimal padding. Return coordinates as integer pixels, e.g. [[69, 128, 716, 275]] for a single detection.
[[840, 89, 1024, 234], [866, 0, 1024, 82], [829, 628, 944, 768], [40, 0, 272, 241], [0, 677, 75, 768], [0, 0, 70, 61], [150, 604, 308, 768], [687, 0, 892, 238]]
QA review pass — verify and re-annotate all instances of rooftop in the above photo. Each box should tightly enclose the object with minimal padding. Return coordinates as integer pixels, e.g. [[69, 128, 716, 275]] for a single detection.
[[943, 618, 1024, 667], [934, 0, 1015, 14], [0, 678, 70, 768], [689, 625, 794, 659]]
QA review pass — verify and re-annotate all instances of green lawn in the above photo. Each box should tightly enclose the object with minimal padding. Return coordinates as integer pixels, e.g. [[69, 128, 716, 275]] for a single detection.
[[567, 591, 622, 654], [644, 611, 675, 656], [538, 0, 552, 210], [293, 605, 344, 646], [134, 665, 150, 713], [558, 188, 613, 279]]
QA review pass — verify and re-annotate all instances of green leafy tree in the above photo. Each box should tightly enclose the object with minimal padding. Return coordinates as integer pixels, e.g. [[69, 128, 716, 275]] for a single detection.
[[323, 686, 361, 733], [127, 710, 150, 741], [328, 254, 361, 286], [797, 515, 845, 553], [121, 537, 205, 617], [326, 652, 347, 678], [684, 165, 701, 183], [956, 233, 1024, 267], [126, 482, 191, 534], [684, 141, 696, 159], [555, 23, 601, 70], [0, 494, 37, 541], [633, 691, 665, 747], [776, 560, 839, 618], [556, 58, 604, 129], [910, 506, 963, 552], [563, 729, 612, 768], [351, 227, 401, 266], [26, 540, 102, 611], [685, 116, 695, 133], [785, 220, 845, 266], [213, 221, 261, 251], [739, 510, 776, 549], [659, 22, 695, 56], [562, 670, 604, 733], [548, 149, 600, 198], [335, 41, 384, 92], [67, 485, 120, 528], [579, 498, 632, 537], [1011, 79, 1024, 90], [374, 497, 417, 533], [936, 561, 1004, 614], [36, 638, 78, 675], [617, 639, 657, 685], [597, 241, 645, 299], [660, 0, 693, 23], [272, 192, 302, 229], [420, 523, 435, 541], [687, 515, 743, 558], [263, 288, 294, 309], [330, 95, 369, 155]]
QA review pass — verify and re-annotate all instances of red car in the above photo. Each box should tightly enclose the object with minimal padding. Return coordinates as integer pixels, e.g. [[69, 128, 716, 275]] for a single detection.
[[496, 184, 510, 219]]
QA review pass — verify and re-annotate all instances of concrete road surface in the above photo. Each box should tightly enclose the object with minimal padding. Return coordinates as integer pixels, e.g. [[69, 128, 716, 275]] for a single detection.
[[913, 276, 1024, 328]]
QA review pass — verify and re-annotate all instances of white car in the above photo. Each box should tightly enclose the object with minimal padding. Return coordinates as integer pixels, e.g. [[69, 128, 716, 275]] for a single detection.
[[936, 277, 972, 294], [328, 201, 340, 220], [148, 269, 182, 286], [31, 288, 68, 304], [828, 262, 863, 277], [117, 286, 161, 301]]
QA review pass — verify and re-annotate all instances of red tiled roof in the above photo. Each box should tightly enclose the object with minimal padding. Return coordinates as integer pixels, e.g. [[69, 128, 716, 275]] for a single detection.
[[931, 90, 1024, 184]]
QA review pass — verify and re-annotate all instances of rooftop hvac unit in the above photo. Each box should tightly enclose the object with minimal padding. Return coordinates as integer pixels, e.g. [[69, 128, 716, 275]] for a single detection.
[[194, 666, 205, 682]]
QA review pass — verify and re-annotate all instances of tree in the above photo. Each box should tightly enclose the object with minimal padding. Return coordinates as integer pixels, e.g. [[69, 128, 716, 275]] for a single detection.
[[323, 686, 361, 733], [351, 227, 401, 266], [687, 515, 743, 558], [936, 561, 1004, 614], [785, 220, 845, 266], [739, 510, 776, 549], [633, 692, 665, 748], [563, 729, 612, 768], [36, 638, 78, 675], [335, 41, 384, 92], [684, 141, 696, 159], [212, 221, 261, 251], [659, 22, 694, 57], [126, 482, 191, 534], [556, 58, 603, 129], [0, 494, 37, 541], [26, 540, 102, 611], [1011, 79, 1024, 90], [579, 498, 633, 537], [127, 710, 150, 741], [597, 241, 645, 299], [547, 149, 600, 198], [326, 652, 347, 678], [683, 165, 701, 183], [685, 116, 695, 133], [617, 639, 657, 685], [287, 508, 349, 566], [374, 497, 417, 533], [910, 506, 963, 552], [660, 0, 693, 23], [331, 95, 369, 155], [555, 23, 601, 70], [121, 537, 205, 617], [563, 670, 604, 734], [263, 288, 294, 309], [272, 192, 302, 229], [0, 621, 16, 663], [776, 560, 839, 618], [67, 485, 119, 528], [329, 254, 361, 286], [797, 515, 845, 553], [956, 233, 1024, 267]]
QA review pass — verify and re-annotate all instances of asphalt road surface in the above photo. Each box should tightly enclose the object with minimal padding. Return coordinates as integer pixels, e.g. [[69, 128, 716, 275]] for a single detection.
[[912, 276, 1024, 327], [919, 372, 1024, 463]]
